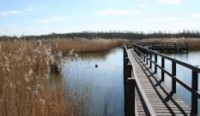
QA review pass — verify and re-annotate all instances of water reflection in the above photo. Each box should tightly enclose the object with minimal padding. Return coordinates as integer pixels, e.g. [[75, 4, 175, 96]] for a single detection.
[[61, 48, 124, 116]]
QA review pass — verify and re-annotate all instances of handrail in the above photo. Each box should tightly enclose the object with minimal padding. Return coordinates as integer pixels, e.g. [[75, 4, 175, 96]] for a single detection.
[[136, 42, 188, 48], [134, 48, 200, 97], [133, 43, 200, 115], [134, 44, 200, 72]]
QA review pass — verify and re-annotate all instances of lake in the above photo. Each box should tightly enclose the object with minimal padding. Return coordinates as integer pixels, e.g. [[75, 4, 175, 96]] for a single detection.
[[61, 48, 124, 116]]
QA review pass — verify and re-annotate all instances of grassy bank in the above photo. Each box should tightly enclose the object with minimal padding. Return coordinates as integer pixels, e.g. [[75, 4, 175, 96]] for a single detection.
[[138, 38, 200, 50]]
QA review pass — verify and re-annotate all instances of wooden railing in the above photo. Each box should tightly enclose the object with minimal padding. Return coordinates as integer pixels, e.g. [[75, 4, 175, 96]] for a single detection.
[[136, 42, 189, 53], [123, 46, 156, 116], [133, 43, 200, 115], [136, 42, 188, 48]]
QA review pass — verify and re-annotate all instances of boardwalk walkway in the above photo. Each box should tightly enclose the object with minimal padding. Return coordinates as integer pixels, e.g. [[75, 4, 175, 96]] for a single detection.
[[126, 48, 191, 116]]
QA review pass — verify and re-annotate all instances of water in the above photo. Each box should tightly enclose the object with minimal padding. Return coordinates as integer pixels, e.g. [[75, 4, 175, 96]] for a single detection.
[[156, 51, 200, 115], [61, 48, 124, 116]]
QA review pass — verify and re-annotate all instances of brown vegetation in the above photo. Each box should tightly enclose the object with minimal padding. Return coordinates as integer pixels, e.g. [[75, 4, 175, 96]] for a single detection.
[[46, 38, 126, 54], [0, 40, 85, 116]]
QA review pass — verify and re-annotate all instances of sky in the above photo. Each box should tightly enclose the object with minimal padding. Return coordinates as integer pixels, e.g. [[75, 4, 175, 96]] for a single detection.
[[0, 0, 200, 36]]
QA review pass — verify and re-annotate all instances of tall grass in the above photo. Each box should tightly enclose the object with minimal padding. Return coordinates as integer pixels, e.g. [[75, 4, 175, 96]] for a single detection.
[[183, 39, 200, 50], [45, 38, 125, 54], [0, 40, 84, 116]]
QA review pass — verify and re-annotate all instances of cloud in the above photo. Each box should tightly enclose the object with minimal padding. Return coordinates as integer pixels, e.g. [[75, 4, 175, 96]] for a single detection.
[[138, 3, 150, 8], [0, 7, 34, 17], [190, 13, 200, 20], [25, 7, 34, 12], [0, 10, 22, 17], [96, 9, 140, 16], [38, 16, 67, 23], [148, 16, 181, 22], [158, 0, 183, 4]]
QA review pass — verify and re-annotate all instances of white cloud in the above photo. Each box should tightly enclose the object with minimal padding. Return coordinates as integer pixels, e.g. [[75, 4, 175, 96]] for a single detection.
[[96, 9, 140, 16], [0, 10, 22, 17], [25, 7, 34, 12], [148, 16, 181, 22], [190, 13, 200, 20], [138, 3, 149, 8], [38, 16, 67, 23], [158, 0, 183, 4]]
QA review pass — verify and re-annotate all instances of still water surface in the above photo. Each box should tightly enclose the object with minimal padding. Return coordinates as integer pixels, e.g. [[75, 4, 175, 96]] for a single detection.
[[61, 48, 124, 116]]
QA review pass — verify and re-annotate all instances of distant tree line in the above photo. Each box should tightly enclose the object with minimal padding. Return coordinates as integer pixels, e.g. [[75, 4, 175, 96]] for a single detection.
[[1, 31, 200, 40]]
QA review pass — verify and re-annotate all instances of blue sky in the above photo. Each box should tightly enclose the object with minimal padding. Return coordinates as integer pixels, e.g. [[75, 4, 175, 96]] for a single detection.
[[0, 0, 200, 36]]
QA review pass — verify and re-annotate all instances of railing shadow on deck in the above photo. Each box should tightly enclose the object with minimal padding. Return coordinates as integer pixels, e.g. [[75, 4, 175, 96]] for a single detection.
[[133, 43, 200, 116], [133, 51, 188, 115]]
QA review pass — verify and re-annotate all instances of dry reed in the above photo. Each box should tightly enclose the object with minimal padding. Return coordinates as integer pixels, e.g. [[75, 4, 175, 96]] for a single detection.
[[0, 40, 84, 116], [44, 38, 125, 54]]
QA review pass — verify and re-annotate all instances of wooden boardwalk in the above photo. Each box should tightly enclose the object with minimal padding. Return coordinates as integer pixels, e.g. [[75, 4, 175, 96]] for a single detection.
[[127, 48, 191, 115]]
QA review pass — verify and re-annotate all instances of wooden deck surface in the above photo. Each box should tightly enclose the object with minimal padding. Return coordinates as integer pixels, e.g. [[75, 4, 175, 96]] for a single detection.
[[127, 49, 191, 116]]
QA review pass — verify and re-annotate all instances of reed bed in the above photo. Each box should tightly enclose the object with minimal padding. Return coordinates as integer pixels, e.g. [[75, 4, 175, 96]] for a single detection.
[[45, 38, 125, 54], [183, 39, 200, 50], [0, 40, 84, 116]]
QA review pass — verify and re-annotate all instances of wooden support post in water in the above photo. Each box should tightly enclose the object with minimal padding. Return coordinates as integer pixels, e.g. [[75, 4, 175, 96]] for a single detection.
[[191, 70, 198, 116], [124, 56, 132, 82], [127, 78, 136, 116], [124, 57, 129, 81], [161, 57, 165, 81], [154, 54, 157, 73], [172, 61, 176, 93]]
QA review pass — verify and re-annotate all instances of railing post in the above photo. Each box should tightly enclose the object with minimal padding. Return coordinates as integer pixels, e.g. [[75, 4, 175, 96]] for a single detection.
[[123, 47, 127, 58], [123, 48, 132, 82], [123, 48, 128, 82], [150, 53, 152, 69], [146, 51, 148, 65], [172, 61, 176, 93], [161, 57, 165, 81], [191, 70, 198, 115], [124, 58, 132, 82], [127, 78, 136, 116], [154, 54, 157, 73]]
